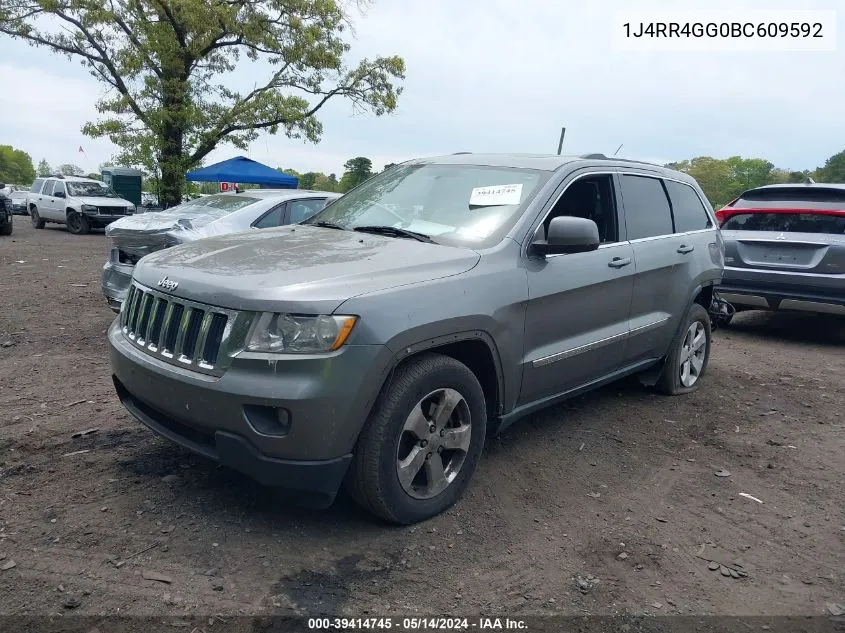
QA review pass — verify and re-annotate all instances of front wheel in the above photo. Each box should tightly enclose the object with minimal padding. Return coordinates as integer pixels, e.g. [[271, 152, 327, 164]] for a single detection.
[[656, 303, 712, 395], [66, 211, 90, 235], [346, 353, 487, 524], [30, 207, 45, 229]]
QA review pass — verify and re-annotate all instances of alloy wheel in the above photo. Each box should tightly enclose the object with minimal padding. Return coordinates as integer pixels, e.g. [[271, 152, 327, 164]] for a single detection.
[[679, 321, 707, 387], [395, 388, 472, 500]]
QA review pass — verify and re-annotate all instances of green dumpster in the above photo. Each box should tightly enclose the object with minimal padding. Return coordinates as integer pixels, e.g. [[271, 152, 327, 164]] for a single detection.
[[101, 167, 143, 207]]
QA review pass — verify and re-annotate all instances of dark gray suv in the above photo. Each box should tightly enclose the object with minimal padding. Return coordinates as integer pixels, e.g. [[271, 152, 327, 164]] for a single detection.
[[108, 153, 724, 524]]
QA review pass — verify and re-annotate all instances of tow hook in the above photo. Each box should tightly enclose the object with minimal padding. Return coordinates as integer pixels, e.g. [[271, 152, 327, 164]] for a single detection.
[[709, 292, 735, 330]]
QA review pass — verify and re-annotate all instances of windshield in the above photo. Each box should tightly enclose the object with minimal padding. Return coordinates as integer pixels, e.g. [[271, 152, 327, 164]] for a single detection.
[[67, 181, 119, 197], [304, 163, 550, 247]]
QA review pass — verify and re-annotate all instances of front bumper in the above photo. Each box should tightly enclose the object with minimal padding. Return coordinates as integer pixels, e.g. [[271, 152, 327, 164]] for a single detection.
[[720, 267, 845, 316], [89, 214, 132, 227], [102, 260, 134, 312], [108, 320, 391, 502]]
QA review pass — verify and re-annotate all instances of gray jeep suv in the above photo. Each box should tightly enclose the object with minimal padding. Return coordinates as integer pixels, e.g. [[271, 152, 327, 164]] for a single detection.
[[108, 153, 724, 524]]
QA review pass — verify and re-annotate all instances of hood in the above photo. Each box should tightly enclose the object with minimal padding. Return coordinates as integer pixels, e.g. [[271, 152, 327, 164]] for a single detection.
[[78, 196, 133, 207], [106, 206, 226, 257], [133, 225, 481, 314]]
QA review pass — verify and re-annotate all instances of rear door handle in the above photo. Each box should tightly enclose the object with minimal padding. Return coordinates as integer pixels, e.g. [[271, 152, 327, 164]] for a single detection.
[[677, 244, 695, 254], [608, 257, 632, 268]]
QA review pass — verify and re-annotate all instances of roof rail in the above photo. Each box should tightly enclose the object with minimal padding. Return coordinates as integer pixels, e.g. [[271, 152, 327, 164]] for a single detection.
[[47, 173, 66, 179], [452, 151, 472, 155], [579, 153, 661, 167]]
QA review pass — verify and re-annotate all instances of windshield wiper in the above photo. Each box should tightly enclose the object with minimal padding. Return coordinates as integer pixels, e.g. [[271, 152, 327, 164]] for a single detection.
[[311, 220, 347, 230], [352, 225, 435, 243]]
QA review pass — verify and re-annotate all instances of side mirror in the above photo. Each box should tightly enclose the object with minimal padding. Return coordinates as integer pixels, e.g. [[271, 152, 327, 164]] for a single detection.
[[55, 190, 66, 198], [531, 216, 600, 256]]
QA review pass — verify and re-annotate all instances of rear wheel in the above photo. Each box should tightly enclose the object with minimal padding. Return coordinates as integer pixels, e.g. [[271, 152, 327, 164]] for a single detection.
[[346, 353, 487, 524], [30, 207, 45, 229], [656, 303, 712, 395], [66, 211, 90, 235]]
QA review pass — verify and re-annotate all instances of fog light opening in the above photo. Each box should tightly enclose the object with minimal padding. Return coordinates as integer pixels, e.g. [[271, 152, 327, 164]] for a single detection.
[[242, 405, 292, 437]]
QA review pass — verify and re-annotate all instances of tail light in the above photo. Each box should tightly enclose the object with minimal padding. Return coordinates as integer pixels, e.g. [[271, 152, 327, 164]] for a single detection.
[[715, 208, 729, 225]]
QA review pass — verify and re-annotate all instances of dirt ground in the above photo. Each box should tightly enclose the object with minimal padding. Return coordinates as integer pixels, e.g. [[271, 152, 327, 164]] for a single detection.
[[1, 219, 843, 619]]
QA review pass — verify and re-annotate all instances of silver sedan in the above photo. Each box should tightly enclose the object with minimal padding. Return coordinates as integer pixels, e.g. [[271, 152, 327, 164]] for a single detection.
[[101, 189, 341, 312]]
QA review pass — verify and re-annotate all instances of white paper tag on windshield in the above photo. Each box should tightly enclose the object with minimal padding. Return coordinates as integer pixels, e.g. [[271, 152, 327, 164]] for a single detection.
[[469, 183, 523, 207]]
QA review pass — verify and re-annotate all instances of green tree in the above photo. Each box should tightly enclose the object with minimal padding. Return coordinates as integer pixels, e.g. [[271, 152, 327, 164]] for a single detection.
[[770, 168, 810, 184], [312, 173, 336, 192], [665, 157, 735, 207], [37, 159, 52, 177], [817, 149, 845, 182], [299, 172, 319, 189], [725, 156, 774, 192], [0, 1, 405, 207], [278, 167, 303, 183], [57, 163, 85, 176], [339, 156, 373, 192], [0, 145, 37, 184], [382, 162, 397, 171]]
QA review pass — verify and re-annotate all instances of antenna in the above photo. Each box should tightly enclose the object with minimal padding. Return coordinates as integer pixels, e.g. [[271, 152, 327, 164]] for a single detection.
[[556, 128, 566, 155], [613, 144, 623, 156]]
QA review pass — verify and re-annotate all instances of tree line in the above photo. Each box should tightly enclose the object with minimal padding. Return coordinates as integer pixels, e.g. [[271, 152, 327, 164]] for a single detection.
[[7, 145, 845, 207]]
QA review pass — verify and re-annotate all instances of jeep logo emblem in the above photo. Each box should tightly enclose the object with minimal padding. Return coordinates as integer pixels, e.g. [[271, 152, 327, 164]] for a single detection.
[[157, 276, 178, 292]]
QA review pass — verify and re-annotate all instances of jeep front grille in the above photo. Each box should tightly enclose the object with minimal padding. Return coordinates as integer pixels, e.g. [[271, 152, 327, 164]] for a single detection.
[[120, 282, 236, 374]]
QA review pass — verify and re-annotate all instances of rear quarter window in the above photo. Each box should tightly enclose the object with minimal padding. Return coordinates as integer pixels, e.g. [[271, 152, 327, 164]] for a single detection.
[[665, 180, 713, 232]]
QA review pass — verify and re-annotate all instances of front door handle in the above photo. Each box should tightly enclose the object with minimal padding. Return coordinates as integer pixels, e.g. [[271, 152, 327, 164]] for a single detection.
[[677, 244, 695, 254], [608, 257, 632, 268]]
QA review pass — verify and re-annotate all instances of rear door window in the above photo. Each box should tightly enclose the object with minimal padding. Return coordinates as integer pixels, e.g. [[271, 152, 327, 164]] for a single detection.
[[620, 175, 674, 240], [665, 180, 713, 232], [721, 212, 845, 234]]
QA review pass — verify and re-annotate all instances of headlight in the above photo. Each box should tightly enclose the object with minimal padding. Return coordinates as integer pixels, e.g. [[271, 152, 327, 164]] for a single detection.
[[81, 204, 98, 213], [127, 204, 136, 213], [246, 313, 357, 353]]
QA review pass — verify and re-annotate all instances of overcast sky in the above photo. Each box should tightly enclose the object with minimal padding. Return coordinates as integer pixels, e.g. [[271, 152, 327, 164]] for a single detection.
[[0, 0, 842, 176]]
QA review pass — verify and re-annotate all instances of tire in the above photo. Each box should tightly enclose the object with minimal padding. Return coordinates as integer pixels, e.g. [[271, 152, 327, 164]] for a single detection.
[[346, 353, 487, 524], [30, 207, 45, 229], [66, 210, 90, 235], [0, 219, 11, 236], [656, 303, 712, 395]]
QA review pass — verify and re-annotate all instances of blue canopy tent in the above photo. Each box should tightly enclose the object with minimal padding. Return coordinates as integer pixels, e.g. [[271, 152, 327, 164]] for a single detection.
[[185, 156, 298, 189]]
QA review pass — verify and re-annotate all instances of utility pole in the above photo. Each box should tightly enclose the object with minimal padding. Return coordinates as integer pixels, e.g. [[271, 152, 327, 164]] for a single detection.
[[556, 128, 566, 155]]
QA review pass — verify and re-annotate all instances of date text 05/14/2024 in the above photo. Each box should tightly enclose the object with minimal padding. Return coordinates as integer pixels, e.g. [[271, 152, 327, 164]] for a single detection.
[[307, 617, 528, 630]]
